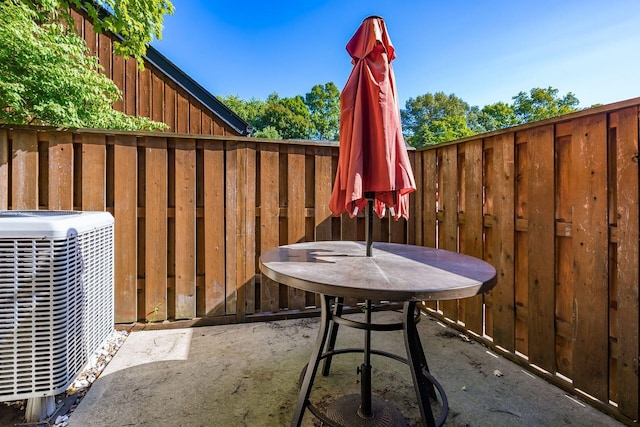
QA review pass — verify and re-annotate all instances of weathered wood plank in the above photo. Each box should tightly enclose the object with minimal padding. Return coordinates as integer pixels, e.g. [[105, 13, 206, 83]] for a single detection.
[[554, 133, 573, 375], [412, 152, 423, 246], [174, 138, 196, 319], [144, 136, 168, 321], [81, 134, 106, 211], [189, 104, 202, 135], [422, 151, 438, 248], [48, 132, 74, 210], [163, 83, 176, 132], [112, 53, 125, 112], [490, 132, 515, 348], [113, 136, 138, 322], [260, 145, 280, 312], [287, 145, 307, 310], [11, 131, 38, 210], [613, 107, 639, 418], [124, 59, 137, 116], [314, 146, 333, 241], [526, 125, 555, 368], [460, 140, 484, 334], [236, 142, 256, 318], [225, 142, 238, 315], [151, 73, 164, 124], [138, 68, 151, 119], [98, 32, 112, 79], [177, 94, 189, 134], [571, 114, 608, 401], [0, 130, 9, 209], [203, 141, 225, 316], [438, 145, 458, 319]]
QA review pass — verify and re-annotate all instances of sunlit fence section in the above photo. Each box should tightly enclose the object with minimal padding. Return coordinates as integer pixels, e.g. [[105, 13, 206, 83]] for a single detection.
[[412, 99, 639, 423], [0, 96, 637, 423]]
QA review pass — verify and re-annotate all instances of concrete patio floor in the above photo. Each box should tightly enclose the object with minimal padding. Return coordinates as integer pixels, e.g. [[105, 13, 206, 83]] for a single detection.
[[61, 310, 623, 427]]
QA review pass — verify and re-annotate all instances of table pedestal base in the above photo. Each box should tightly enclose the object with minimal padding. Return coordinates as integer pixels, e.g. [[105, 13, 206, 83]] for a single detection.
[[291, 294, 448, 427], [326, 394, 406, 427]]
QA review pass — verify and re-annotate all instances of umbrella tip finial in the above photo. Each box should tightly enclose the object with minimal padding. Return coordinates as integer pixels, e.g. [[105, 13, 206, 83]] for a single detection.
[[364, 15, 384, 22]]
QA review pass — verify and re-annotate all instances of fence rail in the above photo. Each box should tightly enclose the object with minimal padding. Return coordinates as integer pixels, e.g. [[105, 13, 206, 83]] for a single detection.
[[0, 97, 638, 423]]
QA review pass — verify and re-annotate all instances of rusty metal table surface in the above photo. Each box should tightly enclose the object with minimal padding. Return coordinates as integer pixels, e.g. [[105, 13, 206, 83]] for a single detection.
[[259, 241, 497, 302]]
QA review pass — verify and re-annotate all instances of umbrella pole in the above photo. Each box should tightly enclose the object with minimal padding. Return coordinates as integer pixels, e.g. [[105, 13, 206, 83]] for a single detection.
[[358, 299, 374, 419], [365, 194, 374, 257]]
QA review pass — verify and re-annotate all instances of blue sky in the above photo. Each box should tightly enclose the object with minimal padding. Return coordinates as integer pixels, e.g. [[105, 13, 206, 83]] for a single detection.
[[151, 1, 640, 109]]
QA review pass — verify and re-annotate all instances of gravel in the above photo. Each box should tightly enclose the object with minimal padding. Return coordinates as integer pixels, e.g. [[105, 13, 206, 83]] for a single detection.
[[0, 329, 128, 427]]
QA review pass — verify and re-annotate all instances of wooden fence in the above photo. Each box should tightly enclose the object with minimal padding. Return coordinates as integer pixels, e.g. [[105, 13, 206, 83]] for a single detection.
[[413, 99, 639, 424], [0, 97, 638, 423]]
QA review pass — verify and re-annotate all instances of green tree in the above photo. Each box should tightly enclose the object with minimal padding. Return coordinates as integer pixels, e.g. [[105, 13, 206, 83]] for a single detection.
[[33, 0, 173, 65], [477, 102, 520, 132], [304, 82, 340, 141], [252, 125, 281, 139], [401, 92, 475, 147], [512, 87, 579, 123], [256, 93, 314, 140], [217, 94, 265, 132], [0, 0, 166, 130]]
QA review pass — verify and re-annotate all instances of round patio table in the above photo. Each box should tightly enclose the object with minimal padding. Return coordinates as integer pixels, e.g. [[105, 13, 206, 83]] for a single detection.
[[260, 241, 497, 427]]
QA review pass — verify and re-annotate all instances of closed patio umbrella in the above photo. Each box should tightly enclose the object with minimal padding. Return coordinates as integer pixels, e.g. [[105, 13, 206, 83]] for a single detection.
[[329, 15, 416, 228], [324, 16, 419, 425]]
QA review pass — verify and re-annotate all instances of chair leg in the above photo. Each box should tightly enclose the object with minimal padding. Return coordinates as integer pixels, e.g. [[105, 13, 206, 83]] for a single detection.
[[290, 294, 332, 427]]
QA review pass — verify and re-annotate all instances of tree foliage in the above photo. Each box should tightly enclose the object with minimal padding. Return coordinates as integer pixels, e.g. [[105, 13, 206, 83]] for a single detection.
[[219, 84, 340, 140], [401, 92, 477, 147], [33, 0, 173, 65], [305, 82, 340, 141], [512, 87, 579, 123], [401, 87, 580, 147], [0, 0, 167, 130]]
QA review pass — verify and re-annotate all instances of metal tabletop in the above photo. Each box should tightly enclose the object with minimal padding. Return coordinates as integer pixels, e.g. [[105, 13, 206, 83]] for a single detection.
[[260, 241, 497, 302]]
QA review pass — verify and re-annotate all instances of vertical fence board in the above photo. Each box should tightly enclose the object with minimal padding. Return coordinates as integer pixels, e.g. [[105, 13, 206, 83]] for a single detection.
[[260, 145, 281, 312], [0, 130, 8, 209], [11, 131, 38, 210], [412, 152, 423, 246], [144, 137, 168, 321], [614, 107, 639, 418], [526, 125, 556, 368], [490, 133, 515, 348], [571, 114, 608, 401], [438, 145, 458, 319], [81, 134, 106, 211], [48, 133, 74, 210], [203, 141, 225, 316], [113, 136, 138, 322], [287, 145, 307, 310], [225, 142, 238, 314], [461, 140, 484, 334], [422, 151, 438, 248], [315, 146, 333, 241], [236, 142, 256, 318], [174, 139, 196, 319], [554, 134, 574, 376]]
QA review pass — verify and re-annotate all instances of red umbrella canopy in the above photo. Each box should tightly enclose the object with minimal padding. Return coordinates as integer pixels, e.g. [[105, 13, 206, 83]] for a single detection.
[[329, 16, 416, 220]]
